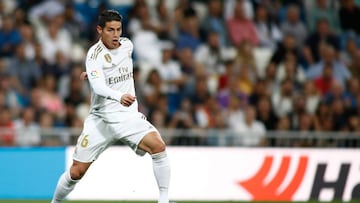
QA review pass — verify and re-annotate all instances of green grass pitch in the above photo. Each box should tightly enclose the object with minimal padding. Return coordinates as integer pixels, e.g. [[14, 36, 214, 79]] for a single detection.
[[0, 201, 355, 203]]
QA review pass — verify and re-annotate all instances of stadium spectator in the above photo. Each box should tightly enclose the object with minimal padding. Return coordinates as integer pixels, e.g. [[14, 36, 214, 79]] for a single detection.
[[147, 94, 171, 128], [0, 107, 15, 146], [128, 0, 163, 66], [188, 74, 211, 106], [307, 0, 341, 34], [313, 63, 337, 96], [323, 80, 350, 108], [194, 95, 220, 129], [18, 22, 37, 60], [0, 15, 22, 57], [195, 31, 227, 75], [143, 69, 166, 111], [280, 5, 308, 48], [217, 75, 248, 109], [13, 107, 41, 146], [293, 112, 316, 146], [268, 33, 302, 70], [200, 0, 228, 46], [151, 0, 176, 40], [62, 2, 87, 42], [235, 40, 257, 74], [271, 78, 296, 118], [176, 7, 202, 52], [37, 110, 59, 146], [275, 53, 306, 87], [232, 105, 266, 146], [330, 97, 349, 131], [176, 47, 201, 95], [226, 0, 259, 47], [313, 101, 334, 132], [36, 74, 66, 123], [262, 63, 279, 94], [224, 94, 244, 139], [256, 96, 278, 130], [248, 78, 271, 106], [0, 73, 24, 116], [237, 64, 255, 96], [339, 0, 360, 35], [344, 78, 360, 109], [169, 97, 198, 145], [276, 116, 292, 131], [218, 59, 237, 91], [63, 69, 88, 126], [41, 50, 71, 79], [302, 80, 321, 115], [304, 18, 341, 63], [224, 0, 254, 21], [306, 45, 351, 87], [346, 111, 360, 132], [273, 115, 292, 146], [290, 95, 309, 129], [347, 50, 360, 81], [35, 13, 72, 65], [340, 37, 359, 66], [6, 43, 42, 92], [156, 41, 186, 112], [253, 4, 283, 49], [58, 63, 89, 102]]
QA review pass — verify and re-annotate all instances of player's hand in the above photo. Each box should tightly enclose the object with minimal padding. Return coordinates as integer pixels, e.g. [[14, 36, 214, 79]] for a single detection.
[[120, 94, 136, 107], [80, 72, 88, 80]]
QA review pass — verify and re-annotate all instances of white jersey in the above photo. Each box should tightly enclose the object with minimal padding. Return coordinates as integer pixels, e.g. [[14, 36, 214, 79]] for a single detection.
[[85, 38, 138, 122]]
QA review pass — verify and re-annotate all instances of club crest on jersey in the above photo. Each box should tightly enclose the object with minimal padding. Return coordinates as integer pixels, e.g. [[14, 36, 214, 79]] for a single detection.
[[90, 70, 99, 79], [104, 53, 112, 63]]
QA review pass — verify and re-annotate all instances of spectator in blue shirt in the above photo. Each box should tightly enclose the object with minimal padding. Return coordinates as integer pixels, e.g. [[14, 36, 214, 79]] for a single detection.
[[176, 7, 202, 52], [0, 15, 22, 57]]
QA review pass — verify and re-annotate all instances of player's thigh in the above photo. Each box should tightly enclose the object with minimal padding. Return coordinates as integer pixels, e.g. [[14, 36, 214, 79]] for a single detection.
[[73, 115, 112, 162], [112, 112, 163, 155]]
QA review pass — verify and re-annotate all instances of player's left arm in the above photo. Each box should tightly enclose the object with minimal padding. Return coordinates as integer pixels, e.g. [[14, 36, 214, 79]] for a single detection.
[[85, 57, 125, 102], [80, 72, 88, 80], [80, 71, 135, 106]]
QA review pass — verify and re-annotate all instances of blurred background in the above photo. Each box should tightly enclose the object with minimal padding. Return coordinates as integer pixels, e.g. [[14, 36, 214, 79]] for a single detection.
[[0, 0, 360, 148]]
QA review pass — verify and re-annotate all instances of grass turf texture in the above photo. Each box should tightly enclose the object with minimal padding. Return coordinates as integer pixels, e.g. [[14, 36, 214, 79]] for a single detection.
[[0, 201, 355, 203]]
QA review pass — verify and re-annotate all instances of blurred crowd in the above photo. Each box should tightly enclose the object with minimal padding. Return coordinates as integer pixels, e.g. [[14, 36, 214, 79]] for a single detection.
[[0, 0, 360, 147]]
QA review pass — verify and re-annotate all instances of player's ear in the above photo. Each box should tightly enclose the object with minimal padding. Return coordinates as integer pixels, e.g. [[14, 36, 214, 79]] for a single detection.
[[96, 25, 103, 34]]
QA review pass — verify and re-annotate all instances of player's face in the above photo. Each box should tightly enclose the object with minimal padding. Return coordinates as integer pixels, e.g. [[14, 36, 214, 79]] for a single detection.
[[97, 20, 122, 49]]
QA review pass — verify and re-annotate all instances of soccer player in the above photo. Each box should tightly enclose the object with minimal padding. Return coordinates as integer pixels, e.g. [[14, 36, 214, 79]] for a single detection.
[[50, 10, 171, 203]]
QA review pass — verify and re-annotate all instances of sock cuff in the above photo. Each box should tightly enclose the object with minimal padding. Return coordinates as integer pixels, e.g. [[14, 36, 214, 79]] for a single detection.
[[151, 151, 167, 160]]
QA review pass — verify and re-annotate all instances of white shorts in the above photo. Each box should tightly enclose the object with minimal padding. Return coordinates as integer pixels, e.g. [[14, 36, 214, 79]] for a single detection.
[[73, 112, 158, 162]]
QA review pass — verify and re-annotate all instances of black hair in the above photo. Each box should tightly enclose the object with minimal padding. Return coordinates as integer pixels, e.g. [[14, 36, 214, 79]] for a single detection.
[[98, 9, 122, 28]]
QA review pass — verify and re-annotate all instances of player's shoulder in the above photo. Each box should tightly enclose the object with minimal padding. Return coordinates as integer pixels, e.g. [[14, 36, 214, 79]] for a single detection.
[[120, 37, 133, 48], [87, 41, 106, 60], [120, 37, 131, 43]]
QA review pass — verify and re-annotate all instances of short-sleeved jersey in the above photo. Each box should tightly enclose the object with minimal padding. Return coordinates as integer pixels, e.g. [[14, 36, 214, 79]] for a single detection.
[[85, 38, 138, 122]]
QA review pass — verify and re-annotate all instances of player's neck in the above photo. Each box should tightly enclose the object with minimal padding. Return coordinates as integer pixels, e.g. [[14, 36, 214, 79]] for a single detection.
[[100, 39, 121, 50]]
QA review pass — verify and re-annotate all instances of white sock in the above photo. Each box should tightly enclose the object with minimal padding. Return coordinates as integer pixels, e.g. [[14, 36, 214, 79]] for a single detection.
[[51, 171, 79, 203], [152, 151, 171, 203]]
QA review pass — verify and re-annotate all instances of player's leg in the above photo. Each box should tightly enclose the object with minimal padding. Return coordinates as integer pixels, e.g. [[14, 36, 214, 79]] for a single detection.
[[139, 131, 171, 203], [51, 161, 92, 203], [51, 115, 111, 203]]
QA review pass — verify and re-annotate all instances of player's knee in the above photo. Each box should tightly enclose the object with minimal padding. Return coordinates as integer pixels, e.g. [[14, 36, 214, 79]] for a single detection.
[[70, 166, 87, 180], [70, 169, 85, 180], [152, 142, 166, 154]]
